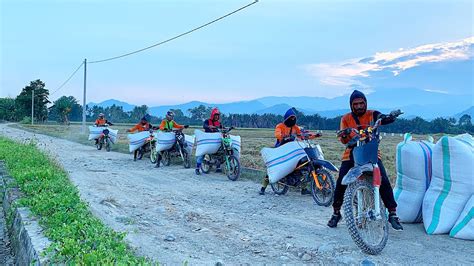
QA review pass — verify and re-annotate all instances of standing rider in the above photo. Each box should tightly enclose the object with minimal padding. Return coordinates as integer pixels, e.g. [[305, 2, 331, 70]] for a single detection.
[[327, 90, 403, 231], [259, 108, 320, 195], [195, 108, 223, 175], [127, 115, 154, 161], [155, 111, 189, 168]]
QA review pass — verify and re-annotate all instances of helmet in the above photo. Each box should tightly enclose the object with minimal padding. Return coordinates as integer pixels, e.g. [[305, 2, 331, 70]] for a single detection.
[[98, 113, 105, 118], [166, 111, 175, 121]]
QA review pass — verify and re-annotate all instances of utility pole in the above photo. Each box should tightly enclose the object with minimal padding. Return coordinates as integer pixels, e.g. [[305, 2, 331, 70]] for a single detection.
[[31, 88, 34, 125], [82, 58, 87, 133]]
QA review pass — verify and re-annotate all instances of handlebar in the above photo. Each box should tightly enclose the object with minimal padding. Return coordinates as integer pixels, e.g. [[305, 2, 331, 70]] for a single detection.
[[336, 109, 403, 142]]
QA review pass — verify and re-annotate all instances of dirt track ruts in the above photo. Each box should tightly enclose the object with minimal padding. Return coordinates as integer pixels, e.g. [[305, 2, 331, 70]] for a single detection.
[[1, 124, 472, 265]]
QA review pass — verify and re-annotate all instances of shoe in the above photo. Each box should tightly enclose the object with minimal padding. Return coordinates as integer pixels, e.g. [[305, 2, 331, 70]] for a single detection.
[[301, 188, 311, 195], [327, 213, 342, 228], [155, 163, 160, 168], [388, 214, 404, 231], [133, 158, 137, 162], [216, 168, 222, 173], [195, 169, 201, 175], [259, 187, 266, 195]]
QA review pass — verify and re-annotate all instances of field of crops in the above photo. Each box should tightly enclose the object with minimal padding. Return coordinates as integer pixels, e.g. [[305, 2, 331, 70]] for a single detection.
[[12, 122, 439, 183]]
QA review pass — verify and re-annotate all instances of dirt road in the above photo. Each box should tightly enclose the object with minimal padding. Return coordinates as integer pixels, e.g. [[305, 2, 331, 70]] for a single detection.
[[1, 124, 472, 264]]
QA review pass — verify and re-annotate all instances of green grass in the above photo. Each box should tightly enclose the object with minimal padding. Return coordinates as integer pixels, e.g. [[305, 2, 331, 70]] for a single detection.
[[11, 123, 439, 184], [0, 137, 150, 264]]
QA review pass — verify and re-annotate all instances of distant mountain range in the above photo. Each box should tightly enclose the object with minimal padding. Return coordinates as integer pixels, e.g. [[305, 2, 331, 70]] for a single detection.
[[87, 88, 473, 120]]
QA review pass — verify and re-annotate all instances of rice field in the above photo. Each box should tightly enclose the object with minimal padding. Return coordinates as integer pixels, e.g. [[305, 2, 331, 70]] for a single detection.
[[10, 122, 440, 183]]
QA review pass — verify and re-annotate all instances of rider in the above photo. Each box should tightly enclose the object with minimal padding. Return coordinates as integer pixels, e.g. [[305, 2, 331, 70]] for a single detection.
[[127, 115, 154, 161], [94, 113, 113, 144], [259, 108, 320, 195], [195, 107, 224, 175], [155, 111, 189, 168], [327, 90, 403, 231]]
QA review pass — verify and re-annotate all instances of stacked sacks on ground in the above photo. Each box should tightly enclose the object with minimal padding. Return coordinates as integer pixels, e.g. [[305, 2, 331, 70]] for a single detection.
[[88, 126, 118, 144], [261, 141, 307, 184], [394, 133, 434, 223], [194, 129, 241, 158], [422, 134, 473, 240]]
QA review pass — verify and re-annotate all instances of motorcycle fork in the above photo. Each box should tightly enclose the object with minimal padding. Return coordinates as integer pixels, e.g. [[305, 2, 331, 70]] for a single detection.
[[372, 163, 382, 218]]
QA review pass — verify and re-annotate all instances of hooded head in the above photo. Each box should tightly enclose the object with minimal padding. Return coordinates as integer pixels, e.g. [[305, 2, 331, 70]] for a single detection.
[[140, 115, 148, 125], [210, 108, 220, 122], [283, 108, 297, 127], [350, 90, 367, 116]]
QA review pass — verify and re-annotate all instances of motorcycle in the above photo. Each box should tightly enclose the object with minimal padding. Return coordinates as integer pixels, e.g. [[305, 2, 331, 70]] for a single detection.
[[96, 124, 112, 152], [136, 128, 158, 163], [160, 128, 192, 168], [338, 110, 403, 255], [270, 131, 338, 206], [200, 127, 241, 181]]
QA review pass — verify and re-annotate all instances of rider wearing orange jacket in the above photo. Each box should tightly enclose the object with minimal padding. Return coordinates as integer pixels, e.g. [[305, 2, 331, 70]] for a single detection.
[[259, 108, 320, 195], [327, 90, 403, 231], [127, 115, 154, 161]]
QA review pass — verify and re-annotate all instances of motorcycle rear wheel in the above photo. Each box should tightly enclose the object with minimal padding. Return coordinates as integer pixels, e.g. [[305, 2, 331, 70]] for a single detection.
[[162, 151, 171, 166], [271, 179, 289, 195]]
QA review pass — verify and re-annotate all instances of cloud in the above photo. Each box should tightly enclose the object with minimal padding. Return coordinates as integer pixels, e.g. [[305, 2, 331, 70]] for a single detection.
[[305, 37, 474, 93]]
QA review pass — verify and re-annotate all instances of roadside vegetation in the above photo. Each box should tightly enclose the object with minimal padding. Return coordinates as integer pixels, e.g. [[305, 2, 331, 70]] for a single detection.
[[0, 137, 149, 264]]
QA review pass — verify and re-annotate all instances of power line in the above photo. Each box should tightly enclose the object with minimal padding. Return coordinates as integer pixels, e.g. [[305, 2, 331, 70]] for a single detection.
[[50, 61, 84, 96], [89, 0, 258, 64]]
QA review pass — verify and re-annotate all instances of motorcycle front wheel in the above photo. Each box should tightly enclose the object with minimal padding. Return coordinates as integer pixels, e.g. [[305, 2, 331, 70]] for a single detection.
[[310, 168, 336, 207], [200, 154, 212, 173], [225, 155, 240, 181], [343, 178, 389, 255], [183, 149, 191, 169], [105, 139, 111, 152], [150, 142, 157, 163]]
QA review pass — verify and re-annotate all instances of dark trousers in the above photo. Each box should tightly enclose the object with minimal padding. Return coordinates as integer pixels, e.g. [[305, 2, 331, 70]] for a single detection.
[[333, 159, 397, 212]]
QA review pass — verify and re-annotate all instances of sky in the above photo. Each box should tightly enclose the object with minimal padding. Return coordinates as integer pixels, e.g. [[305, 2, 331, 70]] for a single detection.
[[1, 0, 473, 106]]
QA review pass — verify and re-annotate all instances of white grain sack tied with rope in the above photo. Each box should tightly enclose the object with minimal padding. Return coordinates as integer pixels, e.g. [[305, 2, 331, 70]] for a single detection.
[[156, 131, 176, 152], [194, 130, 222, 157]]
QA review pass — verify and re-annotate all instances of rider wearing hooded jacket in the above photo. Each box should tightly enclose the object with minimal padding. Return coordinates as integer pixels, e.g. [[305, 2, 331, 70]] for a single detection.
[[259, 108, 320, 195], [195, 108, 224, 175], [327, 90, 403, 231]]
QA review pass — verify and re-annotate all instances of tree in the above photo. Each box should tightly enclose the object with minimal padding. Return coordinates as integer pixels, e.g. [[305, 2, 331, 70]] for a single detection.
[[15, 79, 50, 122], [0, 98, 16, 121], [129, 105, 148, 122], [49, 96, 82, 124], [459, 114, 472, 126], [188, 105, 212, 121]]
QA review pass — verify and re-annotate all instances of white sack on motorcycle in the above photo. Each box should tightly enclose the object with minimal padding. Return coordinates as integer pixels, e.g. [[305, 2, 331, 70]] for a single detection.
[[423, 134, 473, 236], [156, 131, 176, 152], [261, 141, 307, 184], [127, 131, 152, 153], [194, 130, 222, 157], [88, 126, 118, 144]]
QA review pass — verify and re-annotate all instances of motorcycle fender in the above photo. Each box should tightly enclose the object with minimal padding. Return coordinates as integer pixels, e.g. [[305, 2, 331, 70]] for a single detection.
[[341, 166, 362, 185], [313, 159, 339, 172]]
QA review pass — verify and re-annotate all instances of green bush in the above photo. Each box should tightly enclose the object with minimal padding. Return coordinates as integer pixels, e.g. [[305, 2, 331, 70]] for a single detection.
[[20, 116, 32, 124], [0, 137, 150, 264]]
